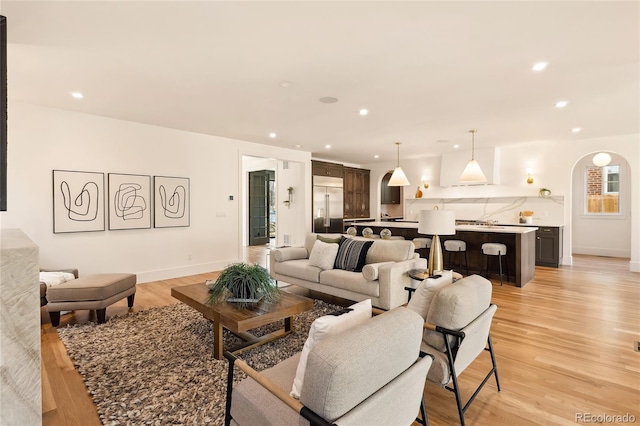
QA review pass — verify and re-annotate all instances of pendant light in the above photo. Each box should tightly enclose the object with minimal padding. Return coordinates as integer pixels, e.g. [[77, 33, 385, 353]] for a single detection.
[[459, 129, 487, 183], [388, 142, 410, 186], [592, 152, 611, 167]]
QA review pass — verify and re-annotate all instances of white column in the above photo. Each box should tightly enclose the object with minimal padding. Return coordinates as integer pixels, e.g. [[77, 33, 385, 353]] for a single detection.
[[0, 229, 41, 425]]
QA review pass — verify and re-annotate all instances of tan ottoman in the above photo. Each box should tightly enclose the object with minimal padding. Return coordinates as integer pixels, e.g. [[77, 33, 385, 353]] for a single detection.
[[46, 273, 137, 326]]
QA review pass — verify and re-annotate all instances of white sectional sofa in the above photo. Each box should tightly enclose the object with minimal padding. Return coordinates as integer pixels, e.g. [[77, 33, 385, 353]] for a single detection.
[[269, 233, 427, 310]]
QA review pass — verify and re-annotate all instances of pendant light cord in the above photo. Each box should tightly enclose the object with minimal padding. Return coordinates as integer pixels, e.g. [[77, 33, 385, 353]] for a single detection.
[[469, 130, 477, 160]]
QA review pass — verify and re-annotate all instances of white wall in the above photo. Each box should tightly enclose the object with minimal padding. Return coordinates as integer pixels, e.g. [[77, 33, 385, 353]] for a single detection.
[[0, 102, 311, 282], [572, 152, 632, 258], [363, 134, 640, 272]]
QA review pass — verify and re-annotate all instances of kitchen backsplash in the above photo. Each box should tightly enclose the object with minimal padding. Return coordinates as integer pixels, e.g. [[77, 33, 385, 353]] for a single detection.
[[404, 196, 565, 226]]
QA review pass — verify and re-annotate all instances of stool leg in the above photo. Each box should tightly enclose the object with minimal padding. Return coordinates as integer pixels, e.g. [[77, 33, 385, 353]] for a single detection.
[[96, 308, 107, 324], [498, 252, 504, 286], [49, 311, 61, 327], [127, 294, 135, 308], [464, 250, 469, 276]]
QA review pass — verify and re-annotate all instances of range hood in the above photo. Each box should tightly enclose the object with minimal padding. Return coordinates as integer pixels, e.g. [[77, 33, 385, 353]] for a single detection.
[[440, 147, 500, 186]]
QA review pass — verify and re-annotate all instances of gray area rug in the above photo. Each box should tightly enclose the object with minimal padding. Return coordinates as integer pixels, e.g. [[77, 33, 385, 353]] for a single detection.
[[58, 299, 340, 425]]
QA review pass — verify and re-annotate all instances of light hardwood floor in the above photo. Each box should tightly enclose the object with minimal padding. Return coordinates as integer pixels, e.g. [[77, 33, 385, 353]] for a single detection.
[[41, 250, 640, 425]]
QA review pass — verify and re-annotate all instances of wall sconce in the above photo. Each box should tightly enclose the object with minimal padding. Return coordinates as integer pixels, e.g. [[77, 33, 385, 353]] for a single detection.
[[421, 176, 429, 189], [283, 186, 294, 208], [526, 168, 534, 184]]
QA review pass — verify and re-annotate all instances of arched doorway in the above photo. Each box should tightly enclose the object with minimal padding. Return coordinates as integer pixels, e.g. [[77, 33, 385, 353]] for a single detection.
[[570, 151, 632, 259]]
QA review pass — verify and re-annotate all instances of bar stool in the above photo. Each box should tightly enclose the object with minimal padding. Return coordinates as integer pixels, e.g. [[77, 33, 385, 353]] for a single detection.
[[412, 238, 432, 259], [444, 240, 469, 275], [481, 242, 509, 286]]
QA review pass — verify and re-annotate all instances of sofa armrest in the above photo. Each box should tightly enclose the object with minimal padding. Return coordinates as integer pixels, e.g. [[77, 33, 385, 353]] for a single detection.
[[376, 257, 428, 310], [271, 247, 308, 262]]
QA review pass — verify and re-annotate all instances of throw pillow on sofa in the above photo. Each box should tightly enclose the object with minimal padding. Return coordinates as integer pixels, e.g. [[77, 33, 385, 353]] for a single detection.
[[334, 236, 374, 272], [308, 240, 340, 270], [290, 299, 372, 399]]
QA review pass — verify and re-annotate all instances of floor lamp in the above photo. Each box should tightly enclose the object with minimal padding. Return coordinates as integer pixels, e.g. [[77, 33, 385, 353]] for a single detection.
[[418, 208, 456, 276]]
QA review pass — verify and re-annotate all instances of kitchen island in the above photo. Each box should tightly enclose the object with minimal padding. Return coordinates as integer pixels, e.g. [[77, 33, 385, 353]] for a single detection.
[[350, 221, 538, 287]]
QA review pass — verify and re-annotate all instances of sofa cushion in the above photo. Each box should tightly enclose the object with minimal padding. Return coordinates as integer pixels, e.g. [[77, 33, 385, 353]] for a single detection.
[[319, 269, 380, 297], [361, 261, 394, 281], [406, 270, 453, 320], [317, 235, 342, 244], [272, 259, 322, 283], [365, 239, 415, 264], [308, 240, 339, 270], [423, 274, 493, 351], [291, 299, 372, 399], [305, 233, 343, 255], [334, 237, 373, 272]]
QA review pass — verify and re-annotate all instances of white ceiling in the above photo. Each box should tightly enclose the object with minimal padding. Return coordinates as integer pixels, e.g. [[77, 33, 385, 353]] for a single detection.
[[3, 1, 639, 165]]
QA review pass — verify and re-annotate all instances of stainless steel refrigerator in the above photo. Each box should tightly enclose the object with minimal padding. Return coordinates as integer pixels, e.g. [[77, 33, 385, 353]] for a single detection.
[[313, 175, 344, 233]]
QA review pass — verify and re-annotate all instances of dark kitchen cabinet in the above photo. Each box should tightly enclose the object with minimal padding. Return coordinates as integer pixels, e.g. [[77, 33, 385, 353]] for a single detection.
[[344, 167, 370, 219], [312, 160, 343, 178], [536, 226, 563, 267], [381, 172, 401, 204]]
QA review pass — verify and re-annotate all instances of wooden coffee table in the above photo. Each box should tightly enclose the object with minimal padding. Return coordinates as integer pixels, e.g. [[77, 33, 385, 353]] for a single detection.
[[171, 283, 313, 359]]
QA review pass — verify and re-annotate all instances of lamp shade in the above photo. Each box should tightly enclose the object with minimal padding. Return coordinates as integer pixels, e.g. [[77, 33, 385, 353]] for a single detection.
[[592, 152, 611, 167], [418, 209, 456, 235], [459, 159, 487, 183], [388, 166, 410, 186]]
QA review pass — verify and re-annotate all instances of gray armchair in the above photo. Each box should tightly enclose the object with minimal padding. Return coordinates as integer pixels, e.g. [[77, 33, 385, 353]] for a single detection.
[[224, 306, 432, 426], [418, 274, 500, 426]]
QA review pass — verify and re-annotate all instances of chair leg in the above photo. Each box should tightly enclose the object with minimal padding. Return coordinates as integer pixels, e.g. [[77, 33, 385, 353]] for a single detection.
[[488, 334, 501, 391], [420, 397, 429, 426], [498, 252, 503, 286], [464, 250, 469, 276], [127, 294, 135, 308]]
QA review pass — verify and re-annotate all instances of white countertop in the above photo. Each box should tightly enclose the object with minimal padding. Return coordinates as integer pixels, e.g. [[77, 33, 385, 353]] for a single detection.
[[354, 221, 538, 234]]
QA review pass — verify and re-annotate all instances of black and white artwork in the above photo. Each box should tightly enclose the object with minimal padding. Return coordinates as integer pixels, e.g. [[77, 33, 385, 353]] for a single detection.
[[154, 176, 190, 228], [108, 173, 151, 230], [53, 170, 105, 233]]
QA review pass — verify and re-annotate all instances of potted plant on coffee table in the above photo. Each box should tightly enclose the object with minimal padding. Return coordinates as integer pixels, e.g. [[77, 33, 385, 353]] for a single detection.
[[206, 262, 280, 308]]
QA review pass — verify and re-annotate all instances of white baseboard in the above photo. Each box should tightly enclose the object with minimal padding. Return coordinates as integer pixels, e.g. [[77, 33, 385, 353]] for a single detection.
[[571, 247, 631, 258], [630, 260, 640, 273], [135, 259, 240, 284]]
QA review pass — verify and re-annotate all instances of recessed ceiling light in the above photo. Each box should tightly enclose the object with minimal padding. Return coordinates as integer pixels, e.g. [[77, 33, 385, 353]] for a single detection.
[[319, 97, 339, 104], [71, 92, 84, 99], [453, 144, 460, 149], [359, 109, 368, 116], [572, 128, 582, 133], [295, 144, 301, 148], [279, 81, 293, 88], [555, 100, 568, 108], [269, 132, 277, 138], [325, 144, 331, 149], [374, 154, 379, 159], [532, 62, 548, 71]]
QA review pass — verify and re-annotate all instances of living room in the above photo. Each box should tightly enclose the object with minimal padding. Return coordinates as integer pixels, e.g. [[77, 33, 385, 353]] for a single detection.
[[0, 1, 639, 425]]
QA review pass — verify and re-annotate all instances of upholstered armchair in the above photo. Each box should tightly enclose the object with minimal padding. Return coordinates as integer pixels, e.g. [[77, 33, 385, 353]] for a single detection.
[[224, 306, 433, 426], [408, 274, 500, 426]]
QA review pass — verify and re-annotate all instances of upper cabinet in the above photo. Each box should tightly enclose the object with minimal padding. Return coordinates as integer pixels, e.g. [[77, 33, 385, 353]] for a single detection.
[[440, 147, 501, 186], [344, 167, 370, 219], [381, 172, 401, 204], [312, 160, 344, 178]]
